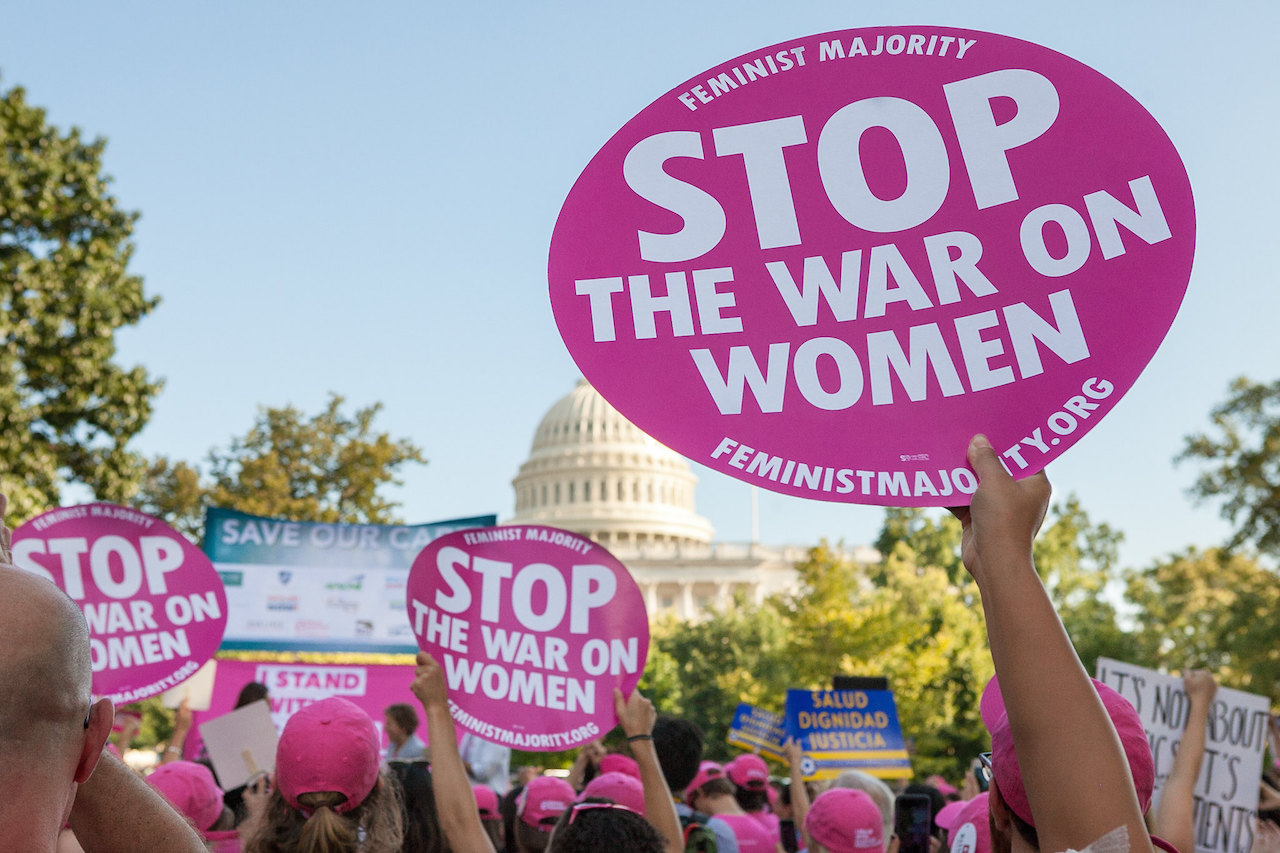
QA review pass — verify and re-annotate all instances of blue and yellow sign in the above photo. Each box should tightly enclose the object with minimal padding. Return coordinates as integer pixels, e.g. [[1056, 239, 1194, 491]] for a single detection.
[[785, 689, 911, 780], [726, 703, 786, 760]]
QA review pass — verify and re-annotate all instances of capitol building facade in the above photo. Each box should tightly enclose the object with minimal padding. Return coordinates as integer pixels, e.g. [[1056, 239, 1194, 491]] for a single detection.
[[508, 380, 875, 621]]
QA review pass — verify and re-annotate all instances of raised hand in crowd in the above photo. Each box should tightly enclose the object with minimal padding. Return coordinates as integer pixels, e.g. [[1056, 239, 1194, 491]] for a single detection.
[[783, 738, 811, 850], [162, 698, 194, 765], [951, 435, 1153, 853], [1154, 669, 1218, 853], [412, 651, 497, 853], [568, 738, 607, 791], [614, 686, 684, 853]]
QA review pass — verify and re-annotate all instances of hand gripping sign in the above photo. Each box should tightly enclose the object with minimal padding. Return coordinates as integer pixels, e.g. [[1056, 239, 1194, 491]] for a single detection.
[[11, 504, 229, 704], [549, 27, 1195, 506], [406, 526, 648, 751]]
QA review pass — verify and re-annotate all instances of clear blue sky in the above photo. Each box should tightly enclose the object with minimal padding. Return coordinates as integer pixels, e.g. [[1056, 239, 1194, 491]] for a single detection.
[[2, 1, 1276, 571]]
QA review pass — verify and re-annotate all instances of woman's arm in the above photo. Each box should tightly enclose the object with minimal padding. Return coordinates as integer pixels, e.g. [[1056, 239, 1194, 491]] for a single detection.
[[412, 652, 497, 853], [615, 688, 683, 853], [953, 435, 1152, 853], [784, 738, 811, 852], [1154, 670, 1217, 853]]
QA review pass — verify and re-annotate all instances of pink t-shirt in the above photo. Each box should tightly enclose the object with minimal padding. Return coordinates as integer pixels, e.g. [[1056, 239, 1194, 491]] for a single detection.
[[749, 811, 782, 847], [719, 813, 777, 853]]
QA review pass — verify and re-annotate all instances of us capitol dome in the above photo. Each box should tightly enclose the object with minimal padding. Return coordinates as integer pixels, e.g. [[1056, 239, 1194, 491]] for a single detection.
[[509, 379, 871, 620]]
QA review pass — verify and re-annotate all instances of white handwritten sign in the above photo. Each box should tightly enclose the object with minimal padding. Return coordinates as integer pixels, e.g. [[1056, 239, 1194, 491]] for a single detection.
[[1096, 658, 1271, 853]]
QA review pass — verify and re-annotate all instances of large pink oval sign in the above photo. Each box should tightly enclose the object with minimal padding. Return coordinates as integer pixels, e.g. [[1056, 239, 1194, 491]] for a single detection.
[[406, 526, 648, 751], [549, 27, 1195, 506], [11, 504, 229, 703]]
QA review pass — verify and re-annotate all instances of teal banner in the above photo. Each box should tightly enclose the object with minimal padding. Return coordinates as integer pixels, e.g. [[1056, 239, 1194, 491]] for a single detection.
[[205, 508, 496, 652]]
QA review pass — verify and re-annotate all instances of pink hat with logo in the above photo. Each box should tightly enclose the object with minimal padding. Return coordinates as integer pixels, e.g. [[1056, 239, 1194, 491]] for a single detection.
[[276, 697, 381, 816], [474, 785, 500, 820], [805, 788, 885, 853], [518, 775, 576, 828], [147, 761, 224, 832], [685, 760, 726, 800], [981, 675, 1154, 826], [726, 753, 770, 790], [946, 793, 991, 853], [581, 771, 646, 815], [600, 753, 641, 779]]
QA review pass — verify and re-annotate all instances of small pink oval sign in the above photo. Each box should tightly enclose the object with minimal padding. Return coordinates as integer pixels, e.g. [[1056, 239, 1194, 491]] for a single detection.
[[549, 27, 1195, 506], [11, 504, 229, 704], [406, 526, 649, 751]]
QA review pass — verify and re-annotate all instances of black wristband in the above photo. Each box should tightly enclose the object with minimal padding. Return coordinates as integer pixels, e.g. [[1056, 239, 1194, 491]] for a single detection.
[[626, 734, 654, 743]]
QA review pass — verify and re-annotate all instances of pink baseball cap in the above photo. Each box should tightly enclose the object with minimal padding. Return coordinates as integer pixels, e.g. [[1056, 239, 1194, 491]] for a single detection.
[[518, 775, 576, 828], [599, 753, 641, 779], [805, 788, 885, 853], [581, 771, 646, 816], [980, 675, 1154, 826], [474, 785, 500, 820], [946, 793, 991, 853], [726, 754, 770, 790], [147, 761, 224, 832], [276, 697, 381, 816], [935, 800, 968, 832], [685, 760, 726, 800], [927, 774, 959, 797]]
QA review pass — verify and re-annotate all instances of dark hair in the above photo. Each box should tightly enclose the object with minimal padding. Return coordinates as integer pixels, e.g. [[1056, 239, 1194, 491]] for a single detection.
[[515, 820, 554, 853], [694, 777, 735, 799], [385, 703, 420, 736], [904, 783, 947, 838], [733, 786, 769, 813], [548, 798, 664, 853], [387, 761, 445, 853], [651, 715, 704, 793], [502, 784, 524, 853], [236, 682, 270, 709]]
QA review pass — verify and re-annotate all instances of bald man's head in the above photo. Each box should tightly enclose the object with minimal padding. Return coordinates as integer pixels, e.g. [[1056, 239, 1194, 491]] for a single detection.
[[0, 568, 94, 756]]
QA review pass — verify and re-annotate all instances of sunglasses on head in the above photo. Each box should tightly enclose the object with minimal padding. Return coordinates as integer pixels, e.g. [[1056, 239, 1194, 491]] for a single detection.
[[567, 801, 636, 825]]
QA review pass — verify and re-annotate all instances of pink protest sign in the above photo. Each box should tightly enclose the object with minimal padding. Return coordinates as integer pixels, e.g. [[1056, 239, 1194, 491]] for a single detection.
[[549, 27, 1195, 506], [182, 660, 420, 762], [11, 504, 229, 704], [406, 525, 648, 751]]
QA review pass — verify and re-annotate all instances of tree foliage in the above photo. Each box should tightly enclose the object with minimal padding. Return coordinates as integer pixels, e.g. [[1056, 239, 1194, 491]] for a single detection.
[[1126, 547, 1280, 698], [134, 394, 427, 537], [1, 81, 160, 521], [1180, 376, 1280, 558], [642, 495, 1138, 781]]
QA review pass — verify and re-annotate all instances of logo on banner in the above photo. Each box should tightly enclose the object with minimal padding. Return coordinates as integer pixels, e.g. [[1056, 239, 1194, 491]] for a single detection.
[[549, 26, 1195, 506], [406, 525, 649, 751], [12, 504, 229, 705]]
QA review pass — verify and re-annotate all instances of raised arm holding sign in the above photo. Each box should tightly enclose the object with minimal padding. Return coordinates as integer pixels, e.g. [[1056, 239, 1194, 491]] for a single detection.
[[951, 436, 1153, 853]]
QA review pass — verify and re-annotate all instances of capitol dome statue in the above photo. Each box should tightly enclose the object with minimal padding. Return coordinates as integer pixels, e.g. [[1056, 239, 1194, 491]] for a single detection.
[[509, 380, 822, 620]]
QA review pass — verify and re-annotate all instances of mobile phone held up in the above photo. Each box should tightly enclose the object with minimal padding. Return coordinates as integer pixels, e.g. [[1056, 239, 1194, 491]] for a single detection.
[[895, 793, 934, 853]]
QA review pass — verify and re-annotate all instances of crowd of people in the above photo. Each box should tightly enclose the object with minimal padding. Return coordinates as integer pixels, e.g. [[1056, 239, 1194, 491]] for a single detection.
[[4, 437, 1280, 853]]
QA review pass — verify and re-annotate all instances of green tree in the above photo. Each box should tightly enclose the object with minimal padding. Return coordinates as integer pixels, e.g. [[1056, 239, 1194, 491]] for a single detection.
[[1125, 547, 1280, 697], [1032, 496, 1139, 671], [1180, 376, 1280, 558], [875, 508, 964, 582], [0, 81, 161, 522], [135, 394, 427, 537], [778, 540, 993, 780], [644, 593, 793, 759]]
